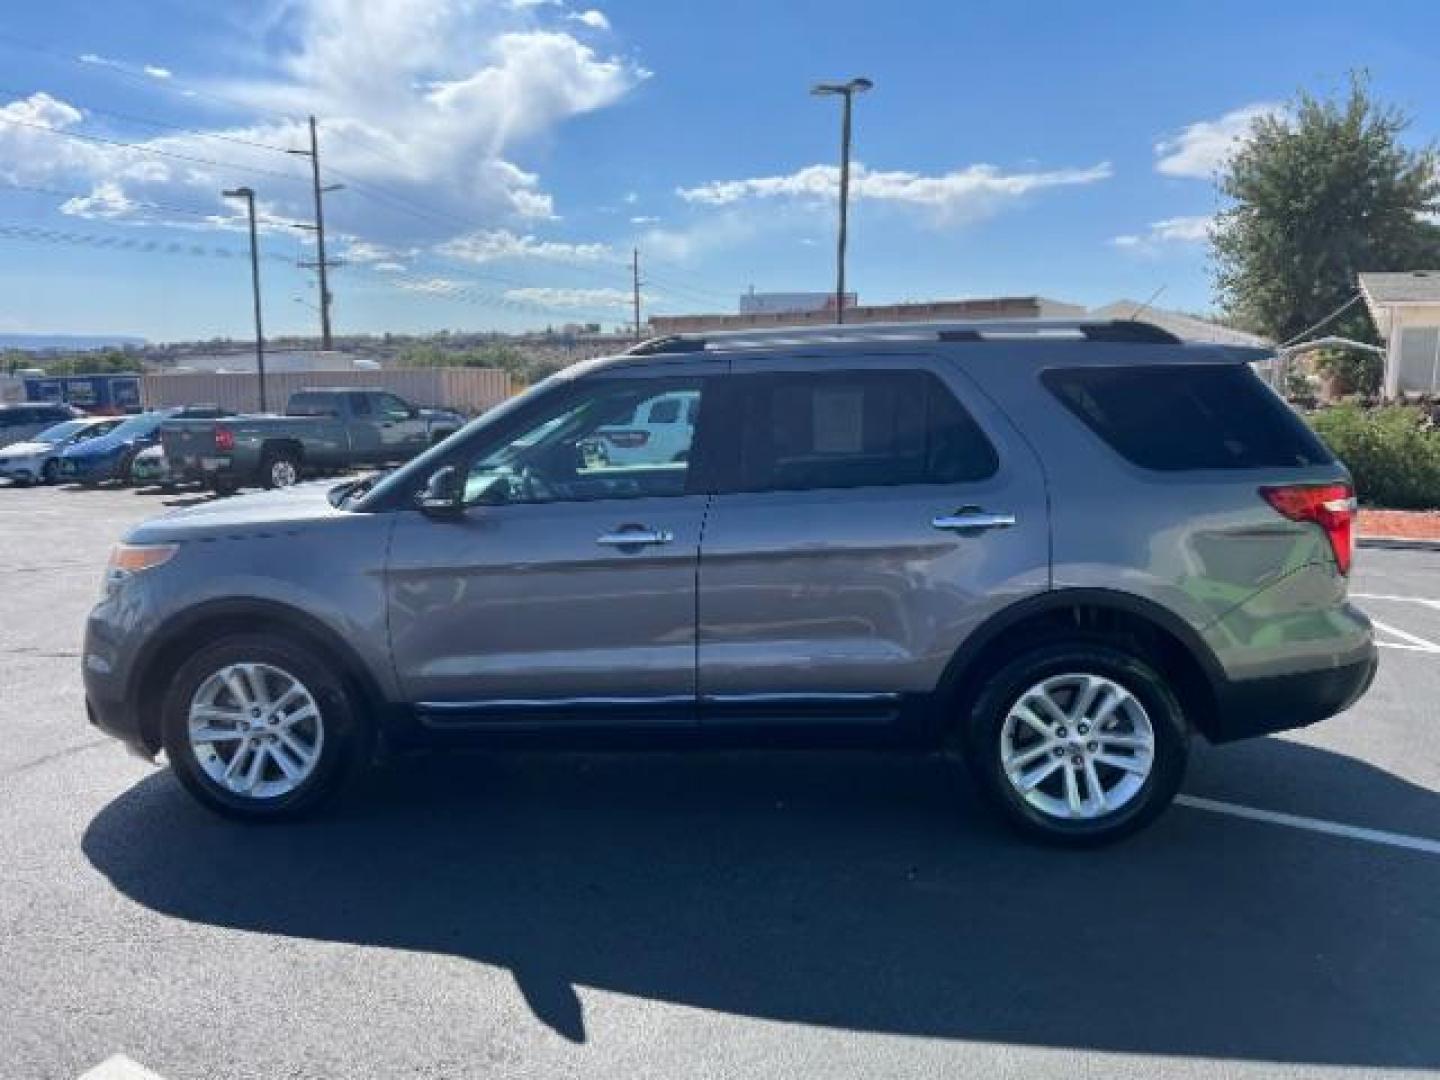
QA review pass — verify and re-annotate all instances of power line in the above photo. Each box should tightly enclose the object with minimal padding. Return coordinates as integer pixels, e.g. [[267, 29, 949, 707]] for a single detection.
[[1281, 292, 1365, 347], [0, 218, 296, 263], [0, 114, 312, 185], [0, 31, 301, 127], [0, 180, 228, 220], [0, 83, 297, 155]]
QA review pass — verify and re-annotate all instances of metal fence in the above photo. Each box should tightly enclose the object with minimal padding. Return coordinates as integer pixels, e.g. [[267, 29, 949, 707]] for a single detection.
[[141, 367, 511, 416]]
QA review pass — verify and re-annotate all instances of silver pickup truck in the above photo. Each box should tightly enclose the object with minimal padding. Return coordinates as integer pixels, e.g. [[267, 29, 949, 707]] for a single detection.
[[160, 388, 465, 493]]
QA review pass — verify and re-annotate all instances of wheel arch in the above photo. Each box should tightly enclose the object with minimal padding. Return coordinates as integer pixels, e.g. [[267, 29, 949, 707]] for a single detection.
[[937, 588, 1224, 742], [260, 437, 305, 463], [129, 598, 387, 752]]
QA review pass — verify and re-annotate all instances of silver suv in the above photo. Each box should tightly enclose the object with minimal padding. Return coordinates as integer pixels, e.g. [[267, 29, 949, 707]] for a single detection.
[[82, 319, 1377, 845]]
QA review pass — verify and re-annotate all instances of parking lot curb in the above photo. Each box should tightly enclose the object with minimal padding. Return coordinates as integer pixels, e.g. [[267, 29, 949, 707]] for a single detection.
[[1358, 536, 1440, 553]]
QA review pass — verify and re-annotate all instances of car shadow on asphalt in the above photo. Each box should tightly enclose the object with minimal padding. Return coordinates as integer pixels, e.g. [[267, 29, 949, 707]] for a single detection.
[[83, 740, 1440, 1065]]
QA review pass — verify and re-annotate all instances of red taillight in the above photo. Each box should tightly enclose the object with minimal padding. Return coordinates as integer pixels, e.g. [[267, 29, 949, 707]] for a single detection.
[[214, 426, 235, 452], [605, 430, 649, 449], [1260, 483, 1356, 575]]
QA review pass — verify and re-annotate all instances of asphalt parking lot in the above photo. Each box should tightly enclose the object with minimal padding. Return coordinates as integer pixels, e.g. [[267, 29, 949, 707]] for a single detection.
[[1, 482, 1438, 1080]]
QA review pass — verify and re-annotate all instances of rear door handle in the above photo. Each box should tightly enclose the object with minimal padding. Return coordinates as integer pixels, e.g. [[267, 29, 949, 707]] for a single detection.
[[932, 509, 1017, 532], [596, 527, 674, 547]]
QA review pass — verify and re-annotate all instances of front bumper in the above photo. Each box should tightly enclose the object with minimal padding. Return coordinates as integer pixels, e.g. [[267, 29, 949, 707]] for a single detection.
[[0, 459, 40, 482], [83, 603, 158, 758], [1209, 644, 1379, 743]]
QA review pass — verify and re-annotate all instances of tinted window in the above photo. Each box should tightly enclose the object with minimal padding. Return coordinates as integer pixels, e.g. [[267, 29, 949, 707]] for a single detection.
[[348, 393, 372, 417], [376, 394, 412, 420], [0, 409, 30, 427], [730, 370, 998, 493], [1044, 364, 1334, 470]]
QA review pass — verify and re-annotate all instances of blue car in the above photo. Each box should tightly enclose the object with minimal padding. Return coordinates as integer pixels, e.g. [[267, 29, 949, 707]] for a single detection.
[[58, 411, 175, 486]]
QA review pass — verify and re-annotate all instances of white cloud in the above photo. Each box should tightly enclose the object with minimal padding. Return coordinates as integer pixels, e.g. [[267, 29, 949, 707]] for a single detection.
[[7, 1, 646, 247], [341, 239, 418, 264], [1110, 214, 1213, 253], [568, 9, 610, 30], [396, 275, 463, 295], [639, 212, 758, 262], [1155, 104, 1282, 178], [678, 160, 1112, 224], [622, 191, 638, 204], [1, 90, 83, 129], [435, 228, 612, 262], [629, 214, 658, 225], [504, 286, 632, 309], [143, 65, 173, 80]]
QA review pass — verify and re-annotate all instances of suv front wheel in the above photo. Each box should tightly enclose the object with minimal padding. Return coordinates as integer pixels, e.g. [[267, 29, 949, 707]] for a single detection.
[[160, 633, 368, 821], [964, 640, 1188, 846]]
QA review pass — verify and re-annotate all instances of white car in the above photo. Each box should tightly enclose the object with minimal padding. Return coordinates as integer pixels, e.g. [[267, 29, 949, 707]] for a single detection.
[[0, 417, 122, 485], [586, 390, 699, 466]]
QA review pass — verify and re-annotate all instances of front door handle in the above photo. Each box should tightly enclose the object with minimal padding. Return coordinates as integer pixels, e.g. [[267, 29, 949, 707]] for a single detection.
[[932, 509, 1017, 533], [597, 527, 674, 547]]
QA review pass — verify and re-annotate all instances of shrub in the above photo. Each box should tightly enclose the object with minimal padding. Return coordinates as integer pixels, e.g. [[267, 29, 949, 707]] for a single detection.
[[1309, 404, 1440, 509]]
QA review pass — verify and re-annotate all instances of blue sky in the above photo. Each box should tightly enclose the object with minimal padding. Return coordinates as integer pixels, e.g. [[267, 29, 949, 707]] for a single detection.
[[0, 0, 1437, 342]]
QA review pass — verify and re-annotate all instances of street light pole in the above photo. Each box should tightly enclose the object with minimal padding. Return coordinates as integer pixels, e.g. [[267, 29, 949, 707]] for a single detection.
[[223, 186, 267, 412], [812, 77, 872, 325]]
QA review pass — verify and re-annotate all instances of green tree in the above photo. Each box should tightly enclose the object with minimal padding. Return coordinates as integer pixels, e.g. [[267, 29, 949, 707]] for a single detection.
[[44, 349, 144, 375], [1213, 75, 1440, 345]]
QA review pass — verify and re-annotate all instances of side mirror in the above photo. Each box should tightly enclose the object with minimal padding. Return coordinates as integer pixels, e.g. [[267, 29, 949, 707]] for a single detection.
[[418, 465, 463, 517]]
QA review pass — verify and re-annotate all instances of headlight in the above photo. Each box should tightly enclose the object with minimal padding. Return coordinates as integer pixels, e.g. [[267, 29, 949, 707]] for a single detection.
[[102, 542, 179, 596]]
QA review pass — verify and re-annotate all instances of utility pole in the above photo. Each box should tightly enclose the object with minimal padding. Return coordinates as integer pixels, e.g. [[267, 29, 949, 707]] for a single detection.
[[222, 187, 267, 411], [811, 77, 872, 324], [632, 247, 642, 341], [288, 116, 342, 350]]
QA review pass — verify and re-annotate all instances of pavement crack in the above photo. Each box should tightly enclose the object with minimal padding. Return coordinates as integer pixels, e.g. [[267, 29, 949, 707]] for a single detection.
[[0, 737, 113, 780]]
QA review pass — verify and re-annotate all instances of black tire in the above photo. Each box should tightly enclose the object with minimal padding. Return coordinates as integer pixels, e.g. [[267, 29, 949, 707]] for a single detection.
[[160, 633, 370, 822], [962, 639, 1188, 847], [261, 447, 301, 489], [40, 459, 58, 484]]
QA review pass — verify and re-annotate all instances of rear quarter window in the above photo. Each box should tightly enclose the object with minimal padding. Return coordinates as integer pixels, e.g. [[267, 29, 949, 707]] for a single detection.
[[1043, 363, 1334, 470]]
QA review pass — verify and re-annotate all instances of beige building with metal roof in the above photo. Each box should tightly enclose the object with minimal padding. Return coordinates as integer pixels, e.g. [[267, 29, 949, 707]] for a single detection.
[[1359, 271, 1440, 396]]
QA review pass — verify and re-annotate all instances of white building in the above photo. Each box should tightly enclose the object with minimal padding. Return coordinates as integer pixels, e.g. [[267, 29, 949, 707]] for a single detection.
[[1359, 272, 1440, 397], [165, 350, 375, 374]]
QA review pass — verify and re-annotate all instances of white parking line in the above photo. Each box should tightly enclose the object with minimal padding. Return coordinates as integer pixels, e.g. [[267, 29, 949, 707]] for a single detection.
[[78, 1055, 166, 1079], [1370, 618, 1440, 654], [1177, 795, 1440, 857], [1352, 592, 1440, 609]]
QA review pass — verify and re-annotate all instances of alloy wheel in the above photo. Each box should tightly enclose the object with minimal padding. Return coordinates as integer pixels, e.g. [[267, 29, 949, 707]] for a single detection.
[[187, 662, 324, 799], [999, 672, 1155, 821]]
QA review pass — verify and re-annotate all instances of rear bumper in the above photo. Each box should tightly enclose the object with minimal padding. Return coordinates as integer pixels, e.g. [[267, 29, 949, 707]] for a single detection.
[[1208, 645, 1379, 743]]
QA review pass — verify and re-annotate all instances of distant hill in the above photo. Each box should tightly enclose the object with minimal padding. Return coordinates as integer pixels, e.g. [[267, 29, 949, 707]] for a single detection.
[[0, 332, 147, 352]]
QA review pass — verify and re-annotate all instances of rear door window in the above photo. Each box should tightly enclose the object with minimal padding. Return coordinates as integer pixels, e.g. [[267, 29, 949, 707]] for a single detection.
[[726, 370, 998, 493], [1043, 364, 1334, 470]]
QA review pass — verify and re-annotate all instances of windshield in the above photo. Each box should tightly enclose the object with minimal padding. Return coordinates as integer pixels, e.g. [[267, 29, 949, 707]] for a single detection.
[[103, 414, 161, 440], [31, 420, 90, 444]]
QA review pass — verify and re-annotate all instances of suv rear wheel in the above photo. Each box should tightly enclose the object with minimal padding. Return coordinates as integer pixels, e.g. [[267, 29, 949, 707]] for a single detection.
[[160, 633, 368, 821], [964, 640, 1188, 846]]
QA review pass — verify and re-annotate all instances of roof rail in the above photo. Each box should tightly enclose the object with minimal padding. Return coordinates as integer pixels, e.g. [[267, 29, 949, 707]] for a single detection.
[[624, 318, 1182, 355]]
